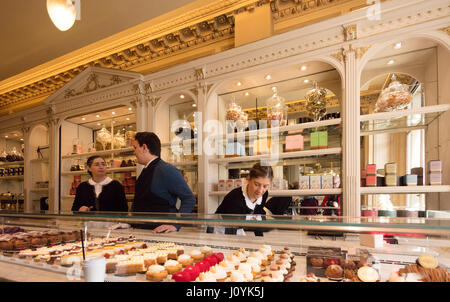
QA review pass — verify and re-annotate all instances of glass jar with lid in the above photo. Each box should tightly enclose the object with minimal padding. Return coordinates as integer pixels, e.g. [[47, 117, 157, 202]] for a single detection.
[[374, 74, 413, 113], [96, 126, 112, 151], [266, 87, 287, 127]]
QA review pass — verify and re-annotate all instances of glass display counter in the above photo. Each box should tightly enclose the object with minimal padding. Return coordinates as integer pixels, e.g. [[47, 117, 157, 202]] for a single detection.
[[0, 211, 449, 282]]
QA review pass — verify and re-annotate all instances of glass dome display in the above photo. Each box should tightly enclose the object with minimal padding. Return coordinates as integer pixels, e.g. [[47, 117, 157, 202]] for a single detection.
[[305, 81, 328, 122], [374, 74, 413, 113], [266, 87, 287, 127]]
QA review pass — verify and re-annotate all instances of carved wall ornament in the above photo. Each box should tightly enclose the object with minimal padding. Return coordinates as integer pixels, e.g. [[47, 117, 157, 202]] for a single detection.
[[440, 26, 450, 35], [344, 25, 358, 41], [149, 96, 162, 107], [356, 45, 371, 59], [195, 67, 206, 81]]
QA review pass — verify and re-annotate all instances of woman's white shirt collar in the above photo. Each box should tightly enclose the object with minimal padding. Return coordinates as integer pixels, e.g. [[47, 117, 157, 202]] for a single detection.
[[242, 183, 263, 211]]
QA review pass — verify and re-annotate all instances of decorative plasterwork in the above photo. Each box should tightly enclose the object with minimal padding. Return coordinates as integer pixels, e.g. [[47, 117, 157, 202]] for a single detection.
[[440, 26, 450, 35]]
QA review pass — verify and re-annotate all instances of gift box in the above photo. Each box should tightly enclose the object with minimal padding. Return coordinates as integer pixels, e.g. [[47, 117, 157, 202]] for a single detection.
[[385, 174, 398, 186], [299, 175, 310, 189], [310, 132, 319, 150], [366, 164, 377, 175], [226, 179, 235, 191], [252, 138, 270, 155], [385, 162, 397, 175], [333, 175, 341, 188], [428, 160, 442, 172], [310, 175, 322, 190], [285, 134, 304, 152], [318, 131, 328, 149], [322, 174, 333, 189], [428, 172, 442, 185], [365, 175, 377, 187], [218, 180, 226, 191], [400, 174, 417, 186]]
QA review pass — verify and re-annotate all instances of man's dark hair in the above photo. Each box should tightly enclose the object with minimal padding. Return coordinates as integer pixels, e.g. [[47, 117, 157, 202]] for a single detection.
[[134, 132, 161, 157]]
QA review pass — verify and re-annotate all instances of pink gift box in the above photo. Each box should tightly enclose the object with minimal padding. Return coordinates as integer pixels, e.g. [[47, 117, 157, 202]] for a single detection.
[[285, 134, 304, 152]]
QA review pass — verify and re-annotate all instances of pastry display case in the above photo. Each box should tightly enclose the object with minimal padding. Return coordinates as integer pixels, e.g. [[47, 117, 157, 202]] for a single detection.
[[0, 210, 448, 282]]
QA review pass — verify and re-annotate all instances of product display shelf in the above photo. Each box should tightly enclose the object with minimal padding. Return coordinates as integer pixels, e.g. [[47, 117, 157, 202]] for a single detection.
[[61, 166, 136, 176], [360, 104, 450, 135], [360, 185, 450, 195], [168, 160, 198, 167], [209, 147, 342, 164], [30, 159, 49, 164], [61, 147, 134, 159], [161, 138, 197, 148], [30, 188, 49, 193], [0, 161, 24, 167], [213, 118, 341, 141], [209, 188, 342, 197]]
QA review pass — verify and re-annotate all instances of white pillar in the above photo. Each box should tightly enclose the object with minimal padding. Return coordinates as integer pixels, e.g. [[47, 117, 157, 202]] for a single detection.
[[196, 82, 208, 214], [47, 116, 61, 213], [342, 46, 361, 217], [22, 126, 32, 211]]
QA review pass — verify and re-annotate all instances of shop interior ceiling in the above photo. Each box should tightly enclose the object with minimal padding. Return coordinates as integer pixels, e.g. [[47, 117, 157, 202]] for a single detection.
[[0, 0, 435, 118]]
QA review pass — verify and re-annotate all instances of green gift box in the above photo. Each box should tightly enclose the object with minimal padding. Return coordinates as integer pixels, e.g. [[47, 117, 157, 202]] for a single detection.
[[318, 131, 328, 149], [310, 132, 319, 149]]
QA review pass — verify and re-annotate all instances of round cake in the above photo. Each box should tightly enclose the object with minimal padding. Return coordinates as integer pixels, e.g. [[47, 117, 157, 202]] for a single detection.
[[325, 264, 343, 279]]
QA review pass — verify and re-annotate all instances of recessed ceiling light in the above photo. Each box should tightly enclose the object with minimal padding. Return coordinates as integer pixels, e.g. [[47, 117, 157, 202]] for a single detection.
[[81, 117, 86, 121], [304, 79, 309, 83], [14, 134, 18, 136], [244, 92, 249, 96], [180, 94, 185, 99], [97, 123, 101, 126], [394, 42, 402, 49], [265, 74, 271, 80], [192, 103, 197, 107], [20, 138, 24, 141], [237, 82, 242, 87], [126, 117, 130, 121], [4, 136, 8, 138], [301, 65, 307, 71], [95, 114, 100, 118], [112, 111, 116, 115], [387, 59, 395, 65], [128, 107, 133, 111]]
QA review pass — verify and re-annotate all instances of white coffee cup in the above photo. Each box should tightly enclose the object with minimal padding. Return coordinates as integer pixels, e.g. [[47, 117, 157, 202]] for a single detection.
[[82, 257, 106, 282]]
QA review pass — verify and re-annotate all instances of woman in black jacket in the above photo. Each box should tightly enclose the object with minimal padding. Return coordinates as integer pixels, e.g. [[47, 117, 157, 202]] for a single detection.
[[71, 155, 128, 212], [214, 163, 273, 236]]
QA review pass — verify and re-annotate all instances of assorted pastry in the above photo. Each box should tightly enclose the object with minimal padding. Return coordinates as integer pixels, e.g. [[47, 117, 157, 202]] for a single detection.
[[388, 255, 450, 282]]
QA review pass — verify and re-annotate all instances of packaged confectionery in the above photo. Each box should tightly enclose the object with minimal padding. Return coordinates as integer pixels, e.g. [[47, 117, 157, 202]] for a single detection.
[[318, 131, 328, 149], [252, 138, 270, 155], [428, 160, 442, 172], [366, 164, 377, 175], [333, 175, 340, 188], [321, 175, 333, 189], [299, 175, 310, 189], [234, 179, 243, 188], [310, 175, 321, 190], [385, 162, 397, 175], [376, 176, 384, 187], [365, 175, 377, 187], [361, 210, 377, 217], [411, 167, 423, 176], [385, 174, 398, 186], [396, 210, 418, 218], [226, 179, 234, 191], [361, 170, 366, 179], [378, 210, 397, 217], [310, 132, 319, 149], [400, 174, 417, 186], [285, 134, 304, 152], [377, 169, 385, 176], [428, 172, 442, 185]]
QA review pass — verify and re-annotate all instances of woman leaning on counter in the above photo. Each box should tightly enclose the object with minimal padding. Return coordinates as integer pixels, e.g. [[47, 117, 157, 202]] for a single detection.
[[71, 155, 128, 212]]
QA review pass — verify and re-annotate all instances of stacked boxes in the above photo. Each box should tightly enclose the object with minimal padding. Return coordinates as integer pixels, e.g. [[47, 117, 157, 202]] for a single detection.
[[428, 160, 442, 185], [70, 175, 81, 195], [122, 172, 135, 194], [218, 179, 247, 191], [310, 131, 328, 150], [411, 167, 424, 185], [384, 162, 398, 186], [299, 174, 340, 190]]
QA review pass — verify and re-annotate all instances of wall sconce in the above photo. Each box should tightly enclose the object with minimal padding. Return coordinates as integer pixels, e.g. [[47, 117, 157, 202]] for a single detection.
[[47, 0, 81, 31]]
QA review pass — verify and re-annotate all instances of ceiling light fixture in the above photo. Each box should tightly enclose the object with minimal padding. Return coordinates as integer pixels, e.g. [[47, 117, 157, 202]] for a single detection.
[[97, 123, 101, 126], [20, 138, 24, 141], [95, 114, 100, 118], [304, 79, 309, 83], [128, 107, 133, 111], [301, 65, 307, 71], [180, 94, 185, 99], [394, 42, 402, 49], [192, 103, 197, 107], [4, 136, 8, 138], [47, 0, 81, 31], [126, 117, 130, 121], [265, 75, 271, 80], [81, 117, 86, 121], [237, 82, 242, 87], [387, 59, 395, 65], [244, 92, 249, 96], [112, 112, 116, 115]]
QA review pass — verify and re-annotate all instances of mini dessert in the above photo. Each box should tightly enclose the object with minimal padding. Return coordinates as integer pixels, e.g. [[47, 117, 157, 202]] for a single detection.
[[106, 258, 120, 273], [325, 264, 343, 280], [357, 266, 379, 282], [167, 248, 178, 260], [269, 267, 285, 282], [46, 230, 62, 244], [251, 251, 268, 266], [195, 260, 211, 273], [156, 251, 168, 264], [184, 265, 201, 281], [0, 236, 14, 250], [229, 270, 246, 282], [200, 246, 213, 257], [310, 257, 323, 268], [164, 260, 182, 274], [175, 245, 185, 256], [340, 259, 356, 270], [219, 260, 234, 277], [178, 254, 194, 267], [29, 232, 46, 246], [143, 253, 157, 268], [190, 249, 204, 262], [146, 265, 168, 281], [299, 273, 320, 282], [417, 255, 438, 269], [196, 271, 217, 282], [60, 254, 82, 267], [172, 271, 191, 282], [115, 256, 145, 274], [210, 265, 228, 282], [238, 263, 254, 281], [246, 257, 262, 277], [12, 235, 31, 249], [227, 254, 241, 269], [261, 276, 274, 282], [398, 264, 450, 282]]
